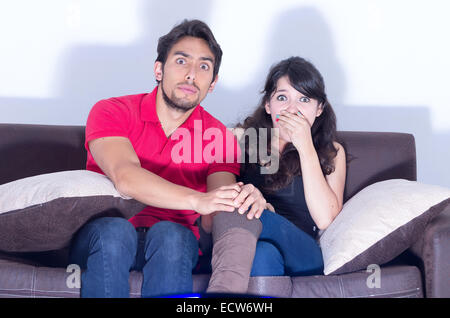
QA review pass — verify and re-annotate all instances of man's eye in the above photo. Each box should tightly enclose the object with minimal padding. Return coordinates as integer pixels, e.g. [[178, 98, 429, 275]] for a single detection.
[[200, 63, 210, 71], [276, 95, 287, 101], [300, 97, 310, 103], [176, 58, 186, 65]]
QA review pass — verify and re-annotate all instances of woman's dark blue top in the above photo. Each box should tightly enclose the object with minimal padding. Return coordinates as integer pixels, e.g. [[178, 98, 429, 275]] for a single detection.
[[238, 166, 319, 239]]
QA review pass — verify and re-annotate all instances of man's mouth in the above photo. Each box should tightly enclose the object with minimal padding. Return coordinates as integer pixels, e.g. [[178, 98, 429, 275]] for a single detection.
[[177, 84, 198, 95]]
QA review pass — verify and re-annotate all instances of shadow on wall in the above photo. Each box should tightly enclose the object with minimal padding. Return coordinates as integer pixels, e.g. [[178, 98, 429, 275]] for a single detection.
[[339, 105, 450, 188], [208, 5, 450, 188], [207, 6, 346, 127], [0, 1, 448, 187], [0, 0, 213, 125]]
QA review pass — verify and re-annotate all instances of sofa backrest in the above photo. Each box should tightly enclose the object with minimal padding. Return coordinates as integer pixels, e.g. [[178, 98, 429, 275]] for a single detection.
[[337, 131, 416, 202], [0, 124, 416, 203], [0, 124, 86, 186]]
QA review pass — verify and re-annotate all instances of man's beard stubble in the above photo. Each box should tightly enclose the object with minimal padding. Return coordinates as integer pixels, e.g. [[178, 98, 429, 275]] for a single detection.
[[161, 78, 200, 113]]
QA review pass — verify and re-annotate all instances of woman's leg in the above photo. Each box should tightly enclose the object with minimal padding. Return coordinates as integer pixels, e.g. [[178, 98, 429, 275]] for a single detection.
[[140, 221, 199, 297], [69, 217, 138, 298], [258, 210, 324, 276], [207, 212, 262, 294], [250, 240, 285, 277]]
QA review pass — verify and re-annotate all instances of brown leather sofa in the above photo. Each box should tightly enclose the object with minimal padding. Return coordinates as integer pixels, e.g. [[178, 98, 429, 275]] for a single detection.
[[1, 123, 449, 298]]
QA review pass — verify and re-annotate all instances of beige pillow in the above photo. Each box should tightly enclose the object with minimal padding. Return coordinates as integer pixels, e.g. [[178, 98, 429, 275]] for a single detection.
[[0, 170, 145, 252], [319, 179, 450, 275]]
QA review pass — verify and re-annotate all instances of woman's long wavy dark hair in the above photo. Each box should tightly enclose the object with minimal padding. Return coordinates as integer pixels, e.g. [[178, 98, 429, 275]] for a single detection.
[[237, 56, 340, 193]]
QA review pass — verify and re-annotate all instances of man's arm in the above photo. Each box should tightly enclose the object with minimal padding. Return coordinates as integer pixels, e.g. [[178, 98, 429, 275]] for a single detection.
[[89, 136, 240, 215]]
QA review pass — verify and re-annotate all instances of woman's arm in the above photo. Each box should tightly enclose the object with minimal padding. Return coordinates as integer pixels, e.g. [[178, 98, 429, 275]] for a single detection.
[[299, 141, 346, 230], [277, 110, 346, 230], [201, 171, 240, 233]]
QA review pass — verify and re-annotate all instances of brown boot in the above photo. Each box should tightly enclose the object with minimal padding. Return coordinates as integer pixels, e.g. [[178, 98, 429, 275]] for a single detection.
[[206, 212, 262, 294]]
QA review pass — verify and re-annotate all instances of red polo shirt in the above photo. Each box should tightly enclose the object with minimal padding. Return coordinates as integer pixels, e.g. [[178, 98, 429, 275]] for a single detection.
[[85, 86, 241, 239]]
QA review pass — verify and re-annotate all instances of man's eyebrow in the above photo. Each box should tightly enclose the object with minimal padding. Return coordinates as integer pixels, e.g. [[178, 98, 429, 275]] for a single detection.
[[173, 51, 214, 63], [173, 51, 190, 58], [200, 56, 214, 64]]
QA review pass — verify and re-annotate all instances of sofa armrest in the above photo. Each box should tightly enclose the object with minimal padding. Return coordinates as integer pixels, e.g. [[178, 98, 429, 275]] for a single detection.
[[409, 200, 450, 298]]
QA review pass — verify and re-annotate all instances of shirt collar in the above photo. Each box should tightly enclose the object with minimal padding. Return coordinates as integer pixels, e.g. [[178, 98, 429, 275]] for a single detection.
[[140, 86, 203, 129]]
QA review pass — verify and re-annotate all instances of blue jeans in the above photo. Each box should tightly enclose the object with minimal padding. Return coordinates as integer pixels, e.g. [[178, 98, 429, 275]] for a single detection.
[[69, 217, 199, 298], [250, 210, 324, 277]]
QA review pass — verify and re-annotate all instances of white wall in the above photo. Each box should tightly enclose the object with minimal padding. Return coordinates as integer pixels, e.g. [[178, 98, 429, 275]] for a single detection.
[[1, 0, 449, 188]]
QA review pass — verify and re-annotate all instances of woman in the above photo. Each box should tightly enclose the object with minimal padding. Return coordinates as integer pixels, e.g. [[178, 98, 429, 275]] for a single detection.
[[206, 56, 347, 293]]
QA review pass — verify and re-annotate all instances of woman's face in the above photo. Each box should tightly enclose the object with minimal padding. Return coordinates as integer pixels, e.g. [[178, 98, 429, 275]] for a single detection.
[[265, 76, 324, 143]]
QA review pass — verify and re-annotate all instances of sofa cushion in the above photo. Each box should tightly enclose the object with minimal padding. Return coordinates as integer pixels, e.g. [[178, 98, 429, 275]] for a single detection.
[[0, 170, 145, 252], [0, 259, 422, 298], [291, 265, 423, 298], [319, 179, 450, 275]]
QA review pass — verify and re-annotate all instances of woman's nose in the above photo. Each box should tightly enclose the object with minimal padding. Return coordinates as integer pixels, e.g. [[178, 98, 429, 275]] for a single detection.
[[285, 103, 298, 113]]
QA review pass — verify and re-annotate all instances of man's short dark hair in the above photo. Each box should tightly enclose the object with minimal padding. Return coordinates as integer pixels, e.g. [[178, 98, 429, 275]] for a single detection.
[[156, 19, 223, 83]]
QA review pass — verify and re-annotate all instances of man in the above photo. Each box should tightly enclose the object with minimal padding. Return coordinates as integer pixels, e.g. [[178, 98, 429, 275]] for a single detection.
[[69, 19, 266, 298]]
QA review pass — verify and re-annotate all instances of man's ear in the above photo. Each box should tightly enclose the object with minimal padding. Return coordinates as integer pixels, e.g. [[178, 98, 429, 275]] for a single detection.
[[154, 61, 163, 82], [208, 75, 219, 93]]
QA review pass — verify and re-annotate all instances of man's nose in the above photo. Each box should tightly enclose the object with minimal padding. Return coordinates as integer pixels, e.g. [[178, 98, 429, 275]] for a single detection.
[[185, 66, 196, 82]]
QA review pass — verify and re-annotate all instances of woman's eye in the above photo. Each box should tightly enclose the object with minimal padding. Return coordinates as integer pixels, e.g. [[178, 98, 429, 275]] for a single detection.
[[276, 95, 287, 101], [300, 97, 310, 103]]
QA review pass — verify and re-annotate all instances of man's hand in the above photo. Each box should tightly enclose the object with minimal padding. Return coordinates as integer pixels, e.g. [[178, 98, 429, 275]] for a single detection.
[[232, 183, 267, 220], [189, 183, 242, 216]]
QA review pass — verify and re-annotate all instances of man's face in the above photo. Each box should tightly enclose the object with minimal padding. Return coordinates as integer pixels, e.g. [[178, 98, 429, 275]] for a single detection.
[[154, 36, 218, 112]]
